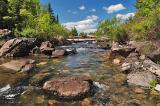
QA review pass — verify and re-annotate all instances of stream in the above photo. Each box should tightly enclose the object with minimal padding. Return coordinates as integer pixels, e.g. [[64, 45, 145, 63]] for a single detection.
[[0, 42, 160, 106]]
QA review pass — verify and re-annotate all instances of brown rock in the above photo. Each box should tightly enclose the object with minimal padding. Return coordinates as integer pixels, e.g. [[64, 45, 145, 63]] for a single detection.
[[111, 42, 136, 57], [134, 88, 144, 94], [113, 58, 121, 65], [43, 75, 93, 100], [40, 41, 55, 55], [103, 50, 114, 60], [81, 98, 91, 106], [40, 41, 53, 49], [51, 49, 67, 58], [48, 99, 57, 105], [0, 59, 35, 72]]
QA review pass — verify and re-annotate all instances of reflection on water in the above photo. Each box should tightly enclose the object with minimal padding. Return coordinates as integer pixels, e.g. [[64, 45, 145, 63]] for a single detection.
[[0, 42, 160, 106]]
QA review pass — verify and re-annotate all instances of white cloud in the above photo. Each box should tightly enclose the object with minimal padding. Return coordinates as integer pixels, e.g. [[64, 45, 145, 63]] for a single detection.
[[79, 5, 86, 10], [116, 13, 135, 20], [103, 4, 126, 14], [90, 9, 96, 12], [63, 15, 99, 33]]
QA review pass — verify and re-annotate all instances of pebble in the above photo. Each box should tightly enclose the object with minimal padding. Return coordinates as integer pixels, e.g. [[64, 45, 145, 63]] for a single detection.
[[134, 88, 144, 94], [81, 98, 91, 106], [121, 63, 131, 71], [113, 58, 121, 65], [48, 99, 57, 105], [155, 84, 160, 92]]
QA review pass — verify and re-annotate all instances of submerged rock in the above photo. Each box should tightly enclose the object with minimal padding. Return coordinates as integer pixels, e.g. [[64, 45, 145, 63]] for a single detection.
[[43, 75, 93, 100], [30, 72, 54, 86], [0, 69, 28, 88], [127, 71, 156, 87], [0, 59, 35, 72]]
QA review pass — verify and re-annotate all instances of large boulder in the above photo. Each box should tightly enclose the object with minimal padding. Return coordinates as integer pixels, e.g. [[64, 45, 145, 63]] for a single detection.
[[40, 41, 55, 55], [111, 45, 136, 58], [43, 75, 93, 100], [0, 59, 35, 72], [0, 38, 34, 57], [40, 41, 53, 49], [147, 48, 160, 63], [143, 59, 160, 76], [127, 71, 156, 87]]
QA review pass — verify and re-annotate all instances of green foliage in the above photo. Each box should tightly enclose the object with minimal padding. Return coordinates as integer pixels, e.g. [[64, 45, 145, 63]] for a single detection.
[[95, 18, 128, 43], [79, 32, 87, 38], [0, 0, 70, 40], [96, 0, 160, 42], [0, 0, 8, 18], [149, 80, 158, 89], [70, 27, 78, 36]]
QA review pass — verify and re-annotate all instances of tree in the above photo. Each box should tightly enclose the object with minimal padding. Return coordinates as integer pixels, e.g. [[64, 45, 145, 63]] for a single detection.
[[70, 27, 78, 36], [79, 32, 87, 38], [47, 2, 56, 23], [0, 0, 8, 18], [56, 15, 59, 23]]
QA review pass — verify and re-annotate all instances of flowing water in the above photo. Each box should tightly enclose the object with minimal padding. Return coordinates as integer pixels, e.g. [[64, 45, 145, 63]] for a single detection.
[[0, 42, 160, 106]]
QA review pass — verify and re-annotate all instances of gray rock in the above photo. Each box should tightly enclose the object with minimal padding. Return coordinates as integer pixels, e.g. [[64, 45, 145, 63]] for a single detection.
[[155, 84, 160, 92], [66, 48, 77, 55], [127, 71, 156, 87], [0, 38, 35, 57], [121, 63, 131, 72], [143, 59, 160, 76]]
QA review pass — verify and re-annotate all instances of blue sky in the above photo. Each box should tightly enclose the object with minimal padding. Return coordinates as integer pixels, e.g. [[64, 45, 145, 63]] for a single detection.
[[40, 0, 136, 33]]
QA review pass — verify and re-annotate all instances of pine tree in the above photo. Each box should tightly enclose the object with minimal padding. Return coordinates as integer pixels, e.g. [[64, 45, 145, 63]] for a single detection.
[[56, 15, 59, 23], [71, 27, 78, 36], [47, 2, 56, 23]]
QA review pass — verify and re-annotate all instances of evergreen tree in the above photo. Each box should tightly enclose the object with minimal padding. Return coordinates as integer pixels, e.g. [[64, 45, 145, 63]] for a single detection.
[[0, 0, 8, 18], [47, 2, 56, 23], [71, 27, 78, 36], [56, 15, 59, 23]]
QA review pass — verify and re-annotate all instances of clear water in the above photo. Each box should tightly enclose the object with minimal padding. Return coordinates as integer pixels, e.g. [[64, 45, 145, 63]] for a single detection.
[[0, 42, 160, 106]]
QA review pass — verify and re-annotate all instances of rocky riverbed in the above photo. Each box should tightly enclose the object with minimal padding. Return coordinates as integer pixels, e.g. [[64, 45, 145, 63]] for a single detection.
[[0, 36, 160, 105]]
